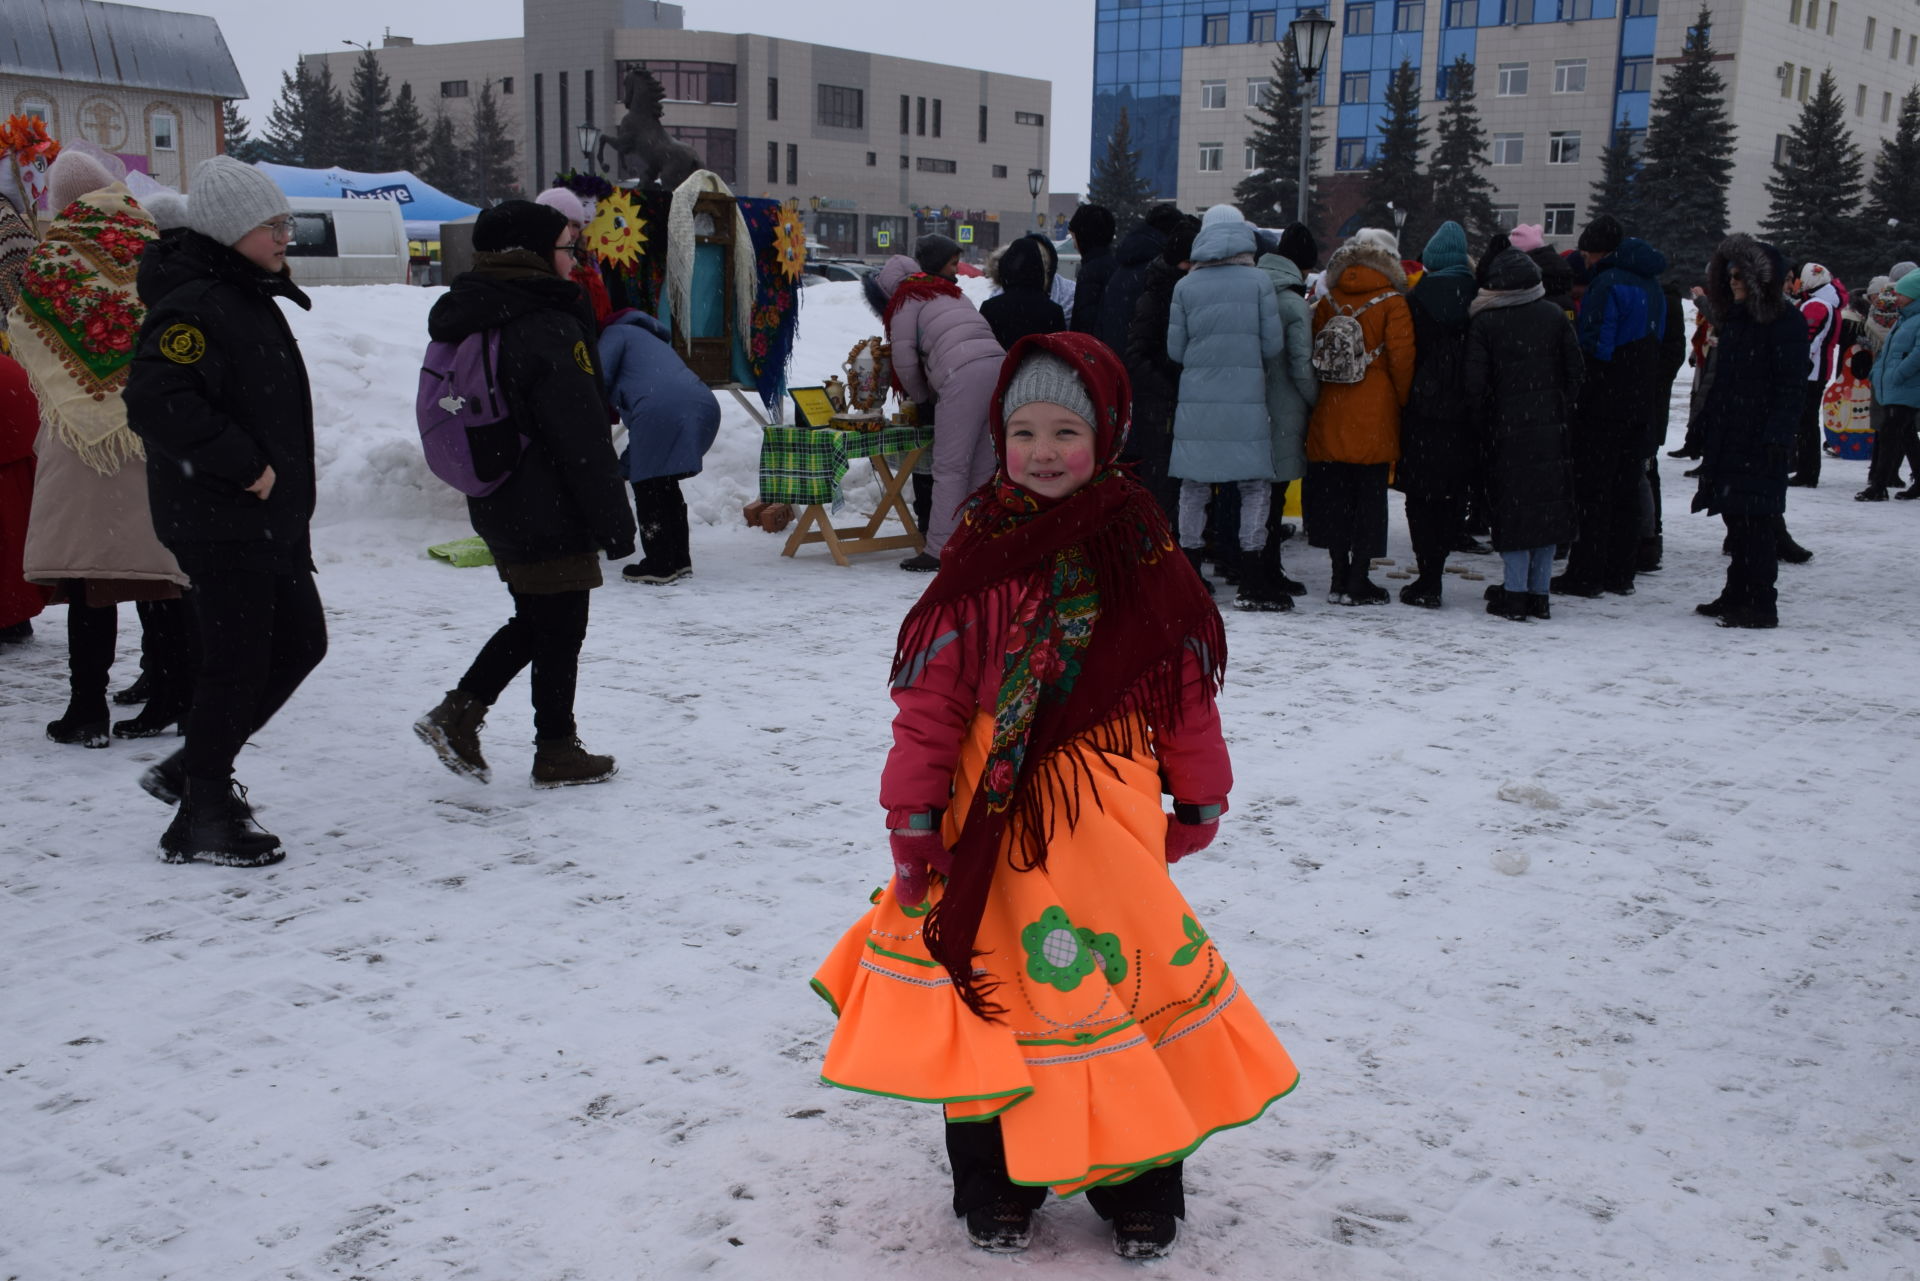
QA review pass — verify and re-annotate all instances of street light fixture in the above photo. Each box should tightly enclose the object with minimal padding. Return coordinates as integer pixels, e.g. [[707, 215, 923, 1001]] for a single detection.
[[1028, 167, 1045, 229], [1287, 8, 1334, 229], [1389, 199, 1408, 241], [576, 122, 603, 175]]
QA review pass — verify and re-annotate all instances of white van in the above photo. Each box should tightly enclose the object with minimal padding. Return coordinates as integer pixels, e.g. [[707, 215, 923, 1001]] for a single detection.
[[283, 197, 408, 287]]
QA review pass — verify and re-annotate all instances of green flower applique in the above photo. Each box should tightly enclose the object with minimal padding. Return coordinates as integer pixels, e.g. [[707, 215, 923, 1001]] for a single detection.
[[1170, 915, 1210, 967], [1022, 907, 1127, 991]]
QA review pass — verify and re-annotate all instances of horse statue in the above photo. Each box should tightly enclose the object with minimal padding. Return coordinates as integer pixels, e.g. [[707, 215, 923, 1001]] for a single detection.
[[607, 67, 704, 191]]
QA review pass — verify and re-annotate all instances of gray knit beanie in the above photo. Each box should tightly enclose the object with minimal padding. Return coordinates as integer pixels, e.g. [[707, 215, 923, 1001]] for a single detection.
[[187, 156, 291, 247], [1001, 351, 1095, 428], [1890, 260, 1918, 282], [914, 233, 963, 276]]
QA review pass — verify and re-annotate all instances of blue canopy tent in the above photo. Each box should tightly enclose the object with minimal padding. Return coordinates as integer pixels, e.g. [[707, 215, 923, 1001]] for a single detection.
[[251, 162, 480, 241]]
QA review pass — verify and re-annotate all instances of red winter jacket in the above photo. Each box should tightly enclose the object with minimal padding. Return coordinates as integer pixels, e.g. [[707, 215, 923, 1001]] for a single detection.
[[879, 574, 1231, 825]]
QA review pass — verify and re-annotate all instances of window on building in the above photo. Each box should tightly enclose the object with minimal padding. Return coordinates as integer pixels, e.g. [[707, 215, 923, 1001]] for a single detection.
[[768, 77, 778, 120], [1202, 13, 1230, 43], [1498, 62, 1529, 96], [1335, 137, 1368, 169], [992, 163, 1008, 177], [1781, 61, 1796, 97], [1799, 66, 1811, 99], [900, 153, 909, 168], [151, 112, 176, 152], [1341, 71, 1371, 103], [533, 72, 544, 179], [501, 77, 514, 94], [866, 151, 877, 166], [1492, 132, 1524, 164], [559, 70, 569, 154], [1866, 15, 1877, 48], [1858, 83, 1869, 114], [1619, 57, 1653, 92], [1201, 80, 1227, 109], [766, 141, 778, 183], [1492, 204, 1519, 227], [1396, 1, 1426, 31], [1774, 134, 1792, 165], [817, 84, 864, 129], [1909, 33, 1915, 63], [1557, 0, 1593, 18], [784, 143, 797, 184], [440, 80, 468, 98], [1198, 141, 1224, 171], [1445, 0, 1478, 27], [900, 94, 910, 133], [1436, 62, 1454, 98], [1884, 91, 1895, 121], [631, 60, 737, 105], [1548, 131, 1580, 163], [1790, 0, 1802, 24], [1250, 10, 1277, 41], [21, 100, 50, 124], [916, 96, 926, 135], [1346, 3, 1375, 34], [979, 104, 988, 142], [1554, 59, 1588, 92], [1828, 4, 1837, 36], [933, 99, 942, 137], [1624, 0, 1656, 14], [664, 126, 736, 182], [1807, 0, 1820, 28], [1249, 77, 1275, 107], [1015, 111, 1045, 126], [916, 156, 957, 173], [1543, 204, 1575, 236], [1894, 27, 1904, 58]]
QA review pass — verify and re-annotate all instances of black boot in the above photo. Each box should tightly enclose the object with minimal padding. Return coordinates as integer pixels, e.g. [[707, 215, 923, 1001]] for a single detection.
[[113, 671, 152, 705], [1398, 561, 1444, 608], [111, 698, 186, 739], [1485, 586, 1529, 621], [1526, 592, 1551, 620], [1777, 526, 1813, 565], [532, 736, 617, 788], [415, 689, 491, 782], [1635, 536, 1663, 573], [47, 696, 110, 747], [1183, 547, 1214, 596], [1234, 547, 1293, 612], [1344, 562, 1389, 605], [1273, 544, 1306, 596], [159, 778, 286, 867], [1856, 485, 1890, 502], [141, 750, 187, 805]]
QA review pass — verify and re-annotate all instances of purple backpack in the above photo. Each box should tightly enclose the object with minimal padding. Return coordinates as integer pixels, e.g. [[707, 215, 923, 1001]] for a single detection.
[[416, 330, 528, 497]]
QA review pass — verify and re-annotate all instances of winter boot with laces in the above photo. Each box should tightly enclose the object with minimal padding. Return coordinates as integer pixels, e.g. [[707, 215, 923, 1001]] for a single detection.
[[964, 1199, 1035, 1253], [159, 778, 286, 867], [414, 689, 491, 783], [531, 736, 617, 788], [1111, 1210, 1180, 1260]]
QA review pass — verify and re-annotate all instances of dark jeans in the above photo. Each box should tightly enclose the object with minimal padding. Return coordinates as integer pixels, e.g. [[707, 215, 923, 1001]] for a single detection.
[[1721, 512, 1778, 616], [1304, 461, 1388, 568], [1791, 379, 1825, 482], [631, 476, 692, 570], [60, 582, 116, 709], [1868, 402, 1920, 488], [181, 568, 328, 782], [458, 588, 591, 740], [1564, 445, 1644, 590], [944, 1118, 1185, 1220]]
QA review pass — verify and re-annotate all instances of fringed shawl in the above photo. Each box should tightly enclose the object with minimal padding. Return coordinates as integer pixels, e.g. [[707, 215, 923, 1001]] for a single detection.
[[663, 170, 757, 359]]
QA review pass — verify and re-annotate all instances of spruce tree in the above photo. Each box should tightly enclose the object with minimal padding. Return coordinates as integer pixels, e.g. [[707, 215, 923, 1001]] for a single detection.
[[1233, 40, 1327, 232], [466, 79, 518, 204], [1761, 68, 1867, 282], [1587, 116, 1643, 227], [1863, 86, 1920, 269], [419, 110, 468, 199], [304, 59, 349, 170], [1637, 8, 1735, 281], [222, 100, 261, 163], [346, 46, 392, 170], [1424, 56, 1498, 242], [386, 82, 428, 175], [260, 61, 312, 165], [1087, 105, 1158, 236], [1363, 59, 1429, 250]]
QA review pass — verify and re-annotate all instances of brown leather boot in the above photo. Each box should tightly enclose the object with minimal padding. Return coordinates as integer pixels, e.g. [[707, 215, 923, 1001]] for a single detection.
[[531, 736, 617, 789]]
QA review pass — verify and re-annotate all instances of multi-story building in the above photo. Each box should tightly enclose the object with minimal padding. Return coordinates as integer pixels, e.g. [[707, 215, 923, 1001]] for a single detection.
[[309, 1, 1053, 260], [1095, 0, 1920, 245], [309, 33, 527, 182], [0, 0, 245, 196]]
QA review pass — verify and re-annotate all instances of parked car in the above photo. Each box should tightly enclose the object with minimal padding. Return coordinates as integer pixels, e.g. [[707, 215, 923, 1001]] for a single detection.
[[800, 259, 872, 286], [283, 197, 409, 287]]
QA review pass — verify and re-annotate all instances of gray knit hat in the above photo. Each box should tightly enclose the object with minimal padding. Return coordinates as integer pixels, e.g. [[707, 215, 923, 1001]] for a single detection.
[[187, 156, 291, 247], [914, 233, 963, 276], [1001, 351, 1095, 428], [47, 149, 117, 213], [142, 190, 190, 231]]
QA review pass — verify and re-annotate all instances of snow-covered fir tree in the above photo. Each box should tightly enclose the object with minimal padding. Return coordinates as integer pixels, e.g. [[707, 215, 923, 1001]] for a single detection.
[[346, 46, 392, 171], [1864, 86, 1920, 269], [1425, 57, 1498, 243], [1587, 116, 1643, 229], [1762, 68, 1867, 283], [1362, 60, 1429, 249], [1637, 8, 1734, 282], [1233, 40, 1326, 232]]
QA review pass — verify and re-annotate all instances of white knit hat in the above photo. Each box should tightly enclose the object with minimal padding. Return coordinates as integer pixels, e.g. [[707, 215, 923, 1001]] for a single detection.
[[1001, 350, 1095, 428], [46, 150, 117, 213], [142, 190, 190, 231], [187, 156, 291, 247]]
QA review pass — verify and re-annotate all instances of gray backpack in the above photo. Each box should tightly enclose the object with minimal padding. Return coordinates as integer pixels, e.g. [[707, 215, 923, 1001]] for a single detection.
[[1311, 292, 1396, 384]]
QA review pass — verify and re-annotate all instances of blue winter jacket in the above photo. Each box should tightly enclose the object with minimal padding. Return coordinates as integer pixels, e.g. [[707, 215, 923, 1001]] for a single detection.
[[598, 310, 721, 481], [1576, 237, 1668, 361], [1167, 217, 1284, 482], [1872, 305, 1920, 408]]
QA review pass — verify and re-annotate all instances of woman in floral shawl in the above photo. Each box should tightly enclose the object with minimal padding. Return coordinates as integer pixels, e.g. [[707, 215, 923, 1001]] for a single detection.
[[15, 150, 189, 745], [812, 333, 1299, 1260]]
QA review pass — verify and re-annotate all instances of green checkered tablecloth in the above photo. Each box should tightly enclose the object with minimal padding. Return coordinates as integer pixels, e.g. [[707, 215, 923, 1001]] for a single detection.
[[758, 423, 933, 505]]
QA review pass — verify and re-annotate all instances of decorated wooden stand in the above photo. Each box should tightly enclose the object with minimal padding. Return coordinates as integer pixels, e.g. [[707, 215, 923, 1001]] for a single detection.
[[780, 430, 928, 567]]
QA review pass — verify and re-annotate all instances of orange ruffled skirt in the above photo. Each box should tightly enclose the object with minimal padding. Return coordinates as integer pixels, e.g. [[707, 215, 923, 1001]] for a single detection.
[[812, 711, 1300, 1196]]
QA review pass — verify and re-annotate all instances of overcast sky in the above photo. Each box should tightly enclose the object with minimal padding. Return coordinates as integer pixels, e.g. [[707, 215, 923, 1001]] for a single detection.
[[169, 0, 1098, 191]]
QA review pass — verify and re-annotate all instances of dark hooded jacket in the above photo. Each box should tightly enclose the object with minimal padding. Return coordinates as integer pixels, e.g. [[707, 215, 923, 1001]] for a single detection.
[[1573, 237, 1669, 443], [980, 238, 1066, 350], [1097, 221, 1170, 360], [1465, 249, 1584, 551], [1070, 242, 1118, 340], [1646, 284, 1689, 455], [1691, 235, 1810, 518], [427, 254, 635, 565], [125, 230, 316, 569], [1398, 267, 1478, 496]]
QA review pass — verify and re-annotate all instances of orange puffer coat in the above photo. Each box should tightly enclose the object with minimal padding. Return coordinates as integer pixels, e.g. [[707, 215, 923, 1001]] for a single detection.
[[1306, 241, 1415, 465]]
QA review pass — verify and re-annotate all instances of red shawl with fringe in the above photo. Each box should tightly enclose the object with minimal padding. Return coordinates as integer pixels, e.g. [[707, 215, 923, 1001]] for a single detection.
[[891, 333, 1226, 1020]]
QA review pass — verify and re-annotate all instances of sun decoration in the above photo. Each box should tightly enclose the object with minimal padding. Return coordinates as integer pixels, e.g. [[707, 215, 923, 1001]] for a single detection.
[[772, 201, 807, 281], [584, 188, 647, 271]]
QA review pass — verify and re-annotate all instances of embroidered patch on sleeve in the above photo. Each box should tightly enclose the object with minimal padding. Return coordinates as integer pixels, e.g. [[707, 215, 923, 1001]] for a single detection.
[[572, 340, 593, 374], [158, 323, 206, 365]]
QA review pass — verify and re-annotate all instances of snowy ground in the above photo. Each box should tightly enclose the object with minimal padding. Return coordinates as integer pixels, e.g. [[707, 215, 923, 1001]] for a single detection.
[[2, 282, 1916, 1281]]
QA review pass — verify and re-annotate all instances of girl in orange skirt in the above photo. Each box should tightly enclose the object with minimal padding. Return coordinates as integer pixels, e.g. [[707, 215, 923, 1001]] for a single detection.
[[812, 332, 1300, 1259]]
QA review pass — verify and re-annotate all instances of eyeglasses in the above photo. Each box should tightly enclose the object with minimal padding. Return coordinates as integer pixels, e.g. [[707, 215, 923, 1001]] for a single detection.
[[259, 216, 296, 240], [555, 243, 579, 257]]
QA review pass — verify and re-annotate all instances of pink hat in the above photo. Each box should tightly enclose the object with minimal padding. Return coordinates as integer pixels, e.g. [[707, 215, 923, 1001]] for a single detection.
[[534, 187, 588, 224], [1507, 223, 1545, 253]]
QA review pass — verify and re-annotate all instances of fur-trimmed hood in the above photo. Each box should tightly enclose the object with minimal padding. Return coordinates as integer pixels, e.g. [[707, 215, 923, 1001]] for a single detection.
[[1323, 239, 1409, 300], [1706, 234, 1790, 325]]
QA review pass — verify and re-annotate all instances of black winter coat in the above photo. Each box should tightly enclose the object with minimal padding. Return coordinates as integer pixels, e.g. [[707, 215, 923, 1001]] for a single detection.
[[1466, 274, 1585, 551], [1070, 245, 1117, 341], [980, 287, 1065, 350], [1692, 304, 1809, 518], [125, 231, 316, 569], [1097, 224, 1168, 361], [428, 259, 636, 566], [1644, 288, 1688, 455], [1398, 272, 1478, 497], [1122, 256, 1183, 466]]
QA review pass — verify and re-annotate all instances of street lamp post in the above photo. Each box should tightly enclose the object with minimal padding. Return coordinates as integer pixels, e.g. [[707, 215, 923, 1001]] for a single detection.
[[1287, 9, 1334, 229], [1389, 200, 1408, 244], [1028, 167, 1045, 231], [576, 122, 603, 175]]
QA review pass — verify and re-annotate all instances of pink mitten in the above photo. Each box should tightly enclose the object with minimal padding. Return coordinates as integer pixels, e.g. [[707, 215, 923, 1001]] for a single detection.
[[1164, 819, 1218, 865], [890, 830, 954, 907]]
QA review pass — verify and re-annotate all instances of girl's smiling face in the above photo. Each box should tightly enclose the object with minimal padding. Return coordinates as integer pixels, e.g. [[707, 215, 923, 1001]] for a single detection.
[[1005, 402, 1098, 500]]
